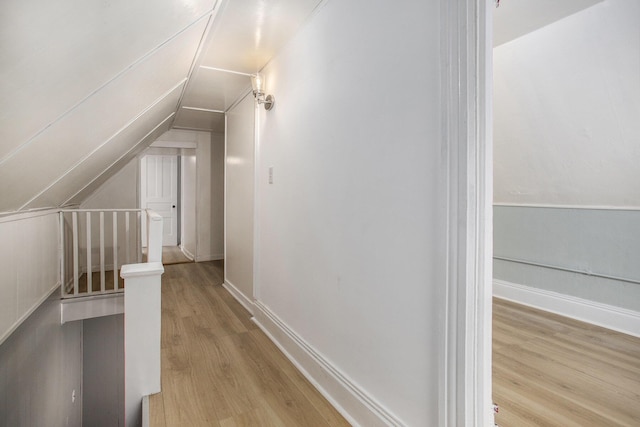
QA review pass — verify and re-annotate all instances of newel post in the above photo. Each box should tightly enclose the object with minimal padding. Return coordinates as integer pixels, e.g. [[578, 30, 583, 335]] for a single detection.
[[122, 209, 164, 426], [121, 262, 164, 427]]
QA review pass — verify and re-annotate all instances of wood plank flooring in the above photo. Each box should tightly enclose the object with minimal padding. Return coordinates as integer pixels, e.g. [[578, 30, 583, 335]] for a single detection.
[[149, 263, 640, 426], [493, 298, 640, 427], [143, 246, 194, 265], [161, 246, 194, 265], [149, 261, 350, 427]]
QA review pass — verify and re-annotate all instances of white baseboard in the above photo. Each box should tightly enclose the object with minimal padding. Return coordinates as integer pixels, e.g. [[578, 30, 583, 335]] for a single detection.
[[196, 253, 224, 262], [252, 301, 402, 427], [142, 395, 150, 427], [493, 279, 640, 338], [180, 245, 195, 261], [222, 280, 254, 315]]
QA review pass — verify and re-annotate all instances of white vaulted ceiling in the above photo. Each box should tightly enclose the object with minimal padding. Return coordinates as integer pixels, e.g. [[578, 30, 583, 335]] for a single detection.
[[2, 0, 603, 214], [0, 0, 323, 213], [494, 0, 603, 46], [173, 0, 323, 131]]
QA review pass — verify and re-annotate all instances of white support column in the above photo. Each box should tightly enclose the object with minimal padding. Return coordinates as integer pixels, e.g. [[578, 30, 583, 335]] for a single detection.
[[121, 262, 164, 427], [439, 0, 492, 425]]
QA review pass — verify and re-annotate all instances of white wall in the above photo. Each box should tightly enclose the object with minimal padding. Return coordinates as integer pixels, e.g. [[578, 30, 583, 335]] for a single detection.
[[494, 206, 640, 311], [181, 150, 197, 259], [83, 315, 124, 427], [224, 94, 255, 306], [210, 132, 225, 260], [195, 131, 213, 261], [81, 159, 139, 210], [0, 211, 60, 344], [0, 211, 82, 426], [252, 0, 442, 424], [494, 0, 640, 207], [493, 0, 640, 317]]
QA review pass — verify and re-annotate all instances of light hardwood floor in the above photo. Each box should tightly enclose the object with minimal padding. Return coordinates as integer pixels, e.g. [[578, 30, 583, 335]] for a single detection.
[[142, 246, 194, 265], [493, 298, 640, 427], [161, 246, 194, 265], [149, 261, 350, 427], [150, 262, 640, 426]]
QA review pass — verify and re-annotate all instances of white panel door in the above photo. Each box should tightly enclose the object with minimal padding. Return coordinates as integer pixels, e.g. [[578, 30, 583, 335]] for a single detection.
[[143, 155, 178, 246]]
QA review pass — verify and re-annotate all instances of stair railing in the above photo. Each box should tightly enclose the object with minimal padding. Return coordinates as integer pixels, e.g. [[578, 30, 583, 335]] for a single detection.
[[59, 209, 143, 298]]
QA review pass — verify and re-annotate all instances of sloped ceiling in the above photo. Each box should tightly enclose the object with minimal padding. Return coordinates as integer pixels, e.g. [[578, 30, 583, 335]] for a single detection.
[[173, 0, 323, 131], [0, 0, 322, 214], [1, 0, 604, 214], [494, 0, 603, 46]]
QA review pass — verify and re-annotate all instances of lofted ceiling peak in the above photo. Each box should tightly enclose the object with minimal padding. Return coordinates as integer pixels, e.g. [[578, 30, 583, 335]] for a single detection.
[[0, 0, 321, 214]]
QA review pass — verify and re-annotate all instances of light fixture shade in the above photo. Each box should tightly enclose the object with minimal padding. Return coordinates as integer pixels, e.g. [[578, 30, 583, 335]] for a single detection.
[[250, 73, 274, 110], [251, 73, 264, 95]]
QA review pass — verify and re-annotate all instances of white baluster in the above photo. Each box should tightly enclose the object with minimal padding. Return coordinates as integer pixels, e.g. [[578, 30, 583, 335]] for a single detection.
[[59, 212, 65, 298], [100, 211, 105, 292], [125, 211, 131, 264], [138, 211, 143, 263], [86, 212, 92, 294], [72, 211, 79, 296], [113, 212, 118, 291]]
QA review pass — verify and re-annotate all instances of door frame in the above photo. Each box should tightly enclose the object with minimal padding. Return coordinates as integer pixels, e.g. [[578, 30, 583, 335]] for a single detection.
[[439, 0, 493, 425]]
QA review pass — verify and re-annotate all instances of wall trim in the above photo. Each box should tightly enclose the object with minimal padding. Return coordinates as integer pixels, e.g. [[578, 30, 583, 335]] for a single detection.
[[252, 301, 403, 427], [493, 203, 640, 211], [195, 253, 224, 262], [0, 207, 60, 222], [493, 279, 640, 338], [439, 0, 493, 424], [179, 245, 195, 261], [150, 140, 197, 149], [222, 280, 254, 315], [60, 293, 124, 324], [494, 256, 640, 286]]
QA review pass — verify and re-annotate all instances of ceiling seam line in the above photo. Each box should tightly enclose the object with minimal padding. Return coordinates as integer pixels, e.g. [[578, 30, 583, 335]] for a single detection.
[[199, 66, 253, 77], [0, 7, 216, 168], [181, 106, 225, 113], [169, 1, 226, 129], [172, 126, 224, 133], [19, 79, 185, 210], [62, 113, 175, 207]]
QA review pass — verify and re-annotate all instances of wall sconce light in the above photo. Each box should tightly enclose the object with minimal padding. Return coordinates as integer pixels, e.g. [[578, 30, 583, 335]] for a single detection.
[[251, 73, 275, 110]]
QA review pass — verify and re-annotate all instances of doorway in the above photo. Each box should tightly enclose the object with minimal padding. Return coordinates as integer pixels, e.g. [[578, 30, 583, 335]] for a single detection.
[[491, 0, 640, 425], [140, 154, 179, 247]]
